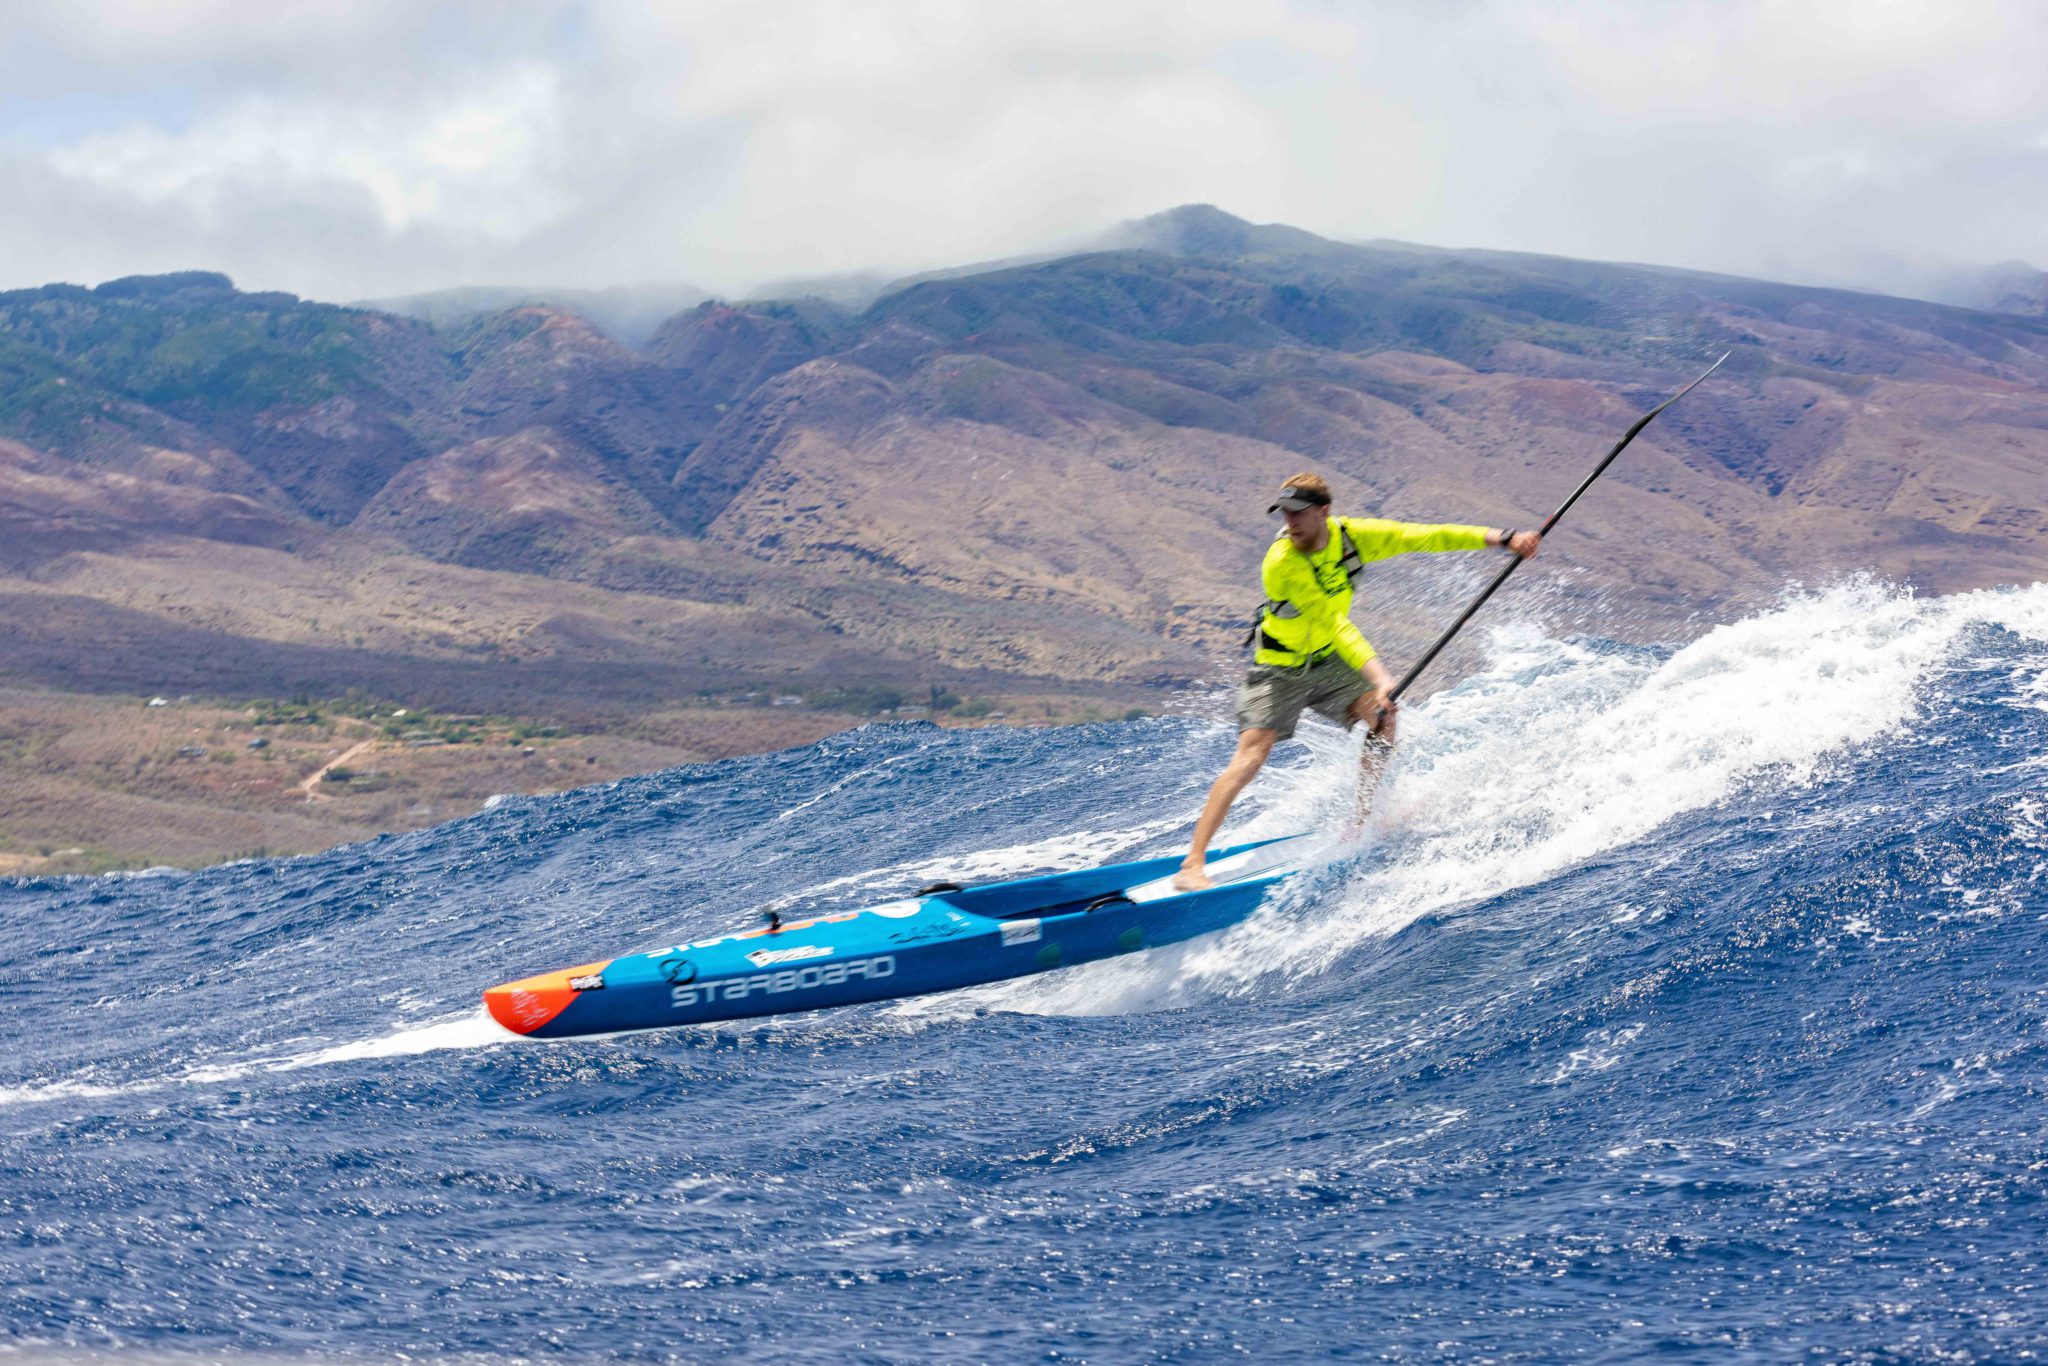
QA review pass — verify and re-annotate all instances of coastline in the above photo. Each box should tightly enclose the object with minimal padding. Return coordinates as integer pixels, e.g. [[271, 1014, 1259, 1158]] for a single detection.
[[0, 685, 1158, 877]]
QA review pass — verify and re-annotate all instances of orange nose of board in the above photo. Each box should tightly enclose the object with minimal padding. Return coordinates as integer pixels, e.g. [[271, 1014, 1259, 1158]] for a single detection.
[[484, 961, 612, 1035]]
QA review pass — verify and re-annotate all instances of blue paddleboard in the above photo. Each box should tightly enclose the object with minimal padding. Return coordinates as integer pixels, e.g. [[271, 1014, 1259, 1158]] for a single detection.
[[485, 834, 1323, 1039]]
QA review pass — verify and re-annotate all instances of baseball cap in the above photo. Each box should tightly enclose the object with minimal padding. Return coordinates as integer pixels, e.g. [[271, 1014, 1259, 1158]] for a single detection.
[[1267, 482, 1332, 514]]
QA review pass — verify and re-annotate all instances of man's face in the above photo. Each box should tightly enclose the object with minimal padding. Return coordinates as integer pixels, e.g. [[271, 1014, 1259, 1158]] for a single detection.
[[1280, 504, 1327, 551]]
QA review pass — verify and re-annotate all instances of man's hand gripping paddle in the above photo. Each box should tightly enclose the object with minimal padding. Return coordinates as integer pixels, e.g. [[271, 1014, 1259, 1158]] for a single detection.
[[1353, 352, 1731, 821]]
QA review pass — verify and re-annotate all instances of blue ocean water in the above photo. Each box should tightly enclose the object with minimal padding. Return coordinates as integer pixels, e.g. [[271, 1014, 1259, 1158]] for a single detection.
[[2, 580, 2045, 1363]]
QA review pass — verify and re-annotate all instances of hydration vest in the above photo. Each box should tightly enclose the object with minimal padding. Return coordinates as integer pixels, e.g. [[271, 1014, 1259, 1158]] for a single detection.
[[1246, 523, 1365, 664]]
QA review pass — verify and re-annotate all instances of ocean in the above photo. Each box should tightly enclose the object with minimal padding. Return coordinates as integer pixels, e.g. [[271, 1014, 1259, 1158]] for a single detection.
[[3, 578, 2045, 1362]]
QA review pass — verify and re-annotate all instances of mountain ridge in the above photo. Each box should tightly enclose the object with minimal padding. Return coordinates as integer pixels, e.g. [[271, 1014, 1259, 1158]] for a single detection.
[[0, 207, 2042, 719]]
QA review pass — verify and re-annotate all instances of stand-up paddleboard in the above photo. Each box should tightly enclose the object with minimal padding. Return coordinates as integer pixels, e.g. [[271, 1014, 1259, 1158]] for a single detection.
[[485, 833, 1329, 1039]]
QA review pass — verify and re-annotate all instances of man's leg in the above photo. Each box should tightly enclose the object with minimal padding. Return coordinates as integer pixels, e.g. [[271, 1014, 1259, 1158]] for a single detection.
[[1174, 728, 1280, 891]]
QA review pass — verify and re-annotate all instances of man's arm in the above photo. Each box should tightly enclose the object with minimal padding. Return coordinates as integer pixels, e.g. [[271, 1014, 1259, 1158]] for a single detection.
[[1346, 517, 1541, 561], [1345, 517, 1488, 560], [1360, 652, 1396, 717]]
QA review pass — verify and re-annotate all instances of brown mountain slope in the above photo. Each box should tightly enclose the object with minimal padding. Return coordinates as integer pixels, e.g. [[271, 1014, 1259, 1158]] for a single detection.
[[0, 439, 304, 573], [0, 209, 2044, 717], [680, 339, 2047, 676], [354, 428, 671, 574]]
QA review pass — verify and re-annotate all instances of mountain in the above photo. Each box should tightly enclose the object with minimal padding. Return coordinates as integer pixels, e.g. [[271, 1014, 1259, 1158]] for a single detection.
[[1, 210, 2045, 723], [0, 271, 459, 523], [1799, 253, 2048, 321], [1924, 260, 2048, 319]]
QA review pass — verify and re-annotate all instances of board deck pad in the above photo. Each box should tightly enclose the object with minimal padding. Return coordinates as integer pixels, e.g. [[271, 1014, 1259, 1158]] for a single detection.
[[1124, 833, 1329, 903]]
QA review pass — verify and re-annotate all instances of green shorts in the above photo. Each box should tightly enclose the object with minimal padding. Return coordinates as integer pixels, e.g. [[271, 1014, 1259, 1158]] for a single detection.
[[1235, 654, 1370, 740]]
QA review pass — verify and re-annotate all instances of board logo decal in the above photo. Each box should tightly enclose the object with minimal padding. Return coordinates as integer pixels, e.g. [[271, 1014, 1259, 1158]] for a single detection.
[[867, 900, 924, 920], [670, 955, 896, 1008], [746, 944, 832, 968]]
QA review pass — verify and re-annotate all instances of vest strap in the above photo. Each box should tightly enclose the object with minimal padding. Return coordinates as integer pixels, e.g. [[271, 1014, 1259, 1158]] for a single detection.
[[1249, 525, 1362, 663]]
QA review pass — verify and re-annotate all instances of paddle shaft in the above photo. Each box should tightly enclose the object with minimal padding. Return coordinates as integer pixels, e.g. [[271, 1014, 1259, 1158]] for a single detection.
[[1384, 352, 1731, 707]]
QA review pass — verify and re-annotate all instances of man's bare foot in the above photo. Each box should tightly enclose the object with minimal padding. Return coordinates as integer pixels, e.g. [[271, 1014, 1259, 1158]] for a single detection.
[[1171, 865, 1214, 892]]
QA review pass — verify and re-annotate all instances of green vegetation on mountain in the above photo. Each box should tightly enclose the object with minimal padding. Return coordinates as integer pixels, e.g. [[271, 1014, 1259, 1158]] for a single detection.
[[0, 274, 367, 412]]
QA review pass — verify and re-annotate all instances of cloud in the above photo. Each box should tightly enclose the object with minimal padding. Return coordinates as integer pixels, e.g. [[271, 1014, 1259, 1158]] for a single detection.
[[49, 66, 569, 237], [0, 0, 2042, 301]]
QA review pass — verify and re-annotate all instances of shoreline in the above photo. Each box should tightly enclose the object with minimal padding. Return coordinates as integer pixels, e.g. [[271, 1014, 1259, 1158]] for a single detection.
[[0, 684, 1162, 878]]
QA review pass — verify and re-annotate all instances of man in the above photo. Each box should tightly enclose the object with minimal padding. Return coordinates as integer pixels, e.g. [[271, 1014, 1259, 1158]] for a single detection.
[[1173, 473, 1540, 891]]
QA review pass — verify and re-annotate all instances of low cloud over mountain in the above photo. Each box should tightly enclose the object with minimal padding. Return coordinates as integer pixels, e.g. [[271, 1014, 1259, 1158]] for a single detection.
[[5, 3, 2046, 302]]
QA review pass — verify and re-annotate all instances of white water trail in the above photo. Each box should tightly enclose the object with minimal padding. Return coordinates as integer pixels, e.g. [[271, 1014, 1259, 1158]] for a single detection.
[[269, 1011, 511, 1069], [0, 1011, 511, 1111], [915, 578, 2048, 1019]]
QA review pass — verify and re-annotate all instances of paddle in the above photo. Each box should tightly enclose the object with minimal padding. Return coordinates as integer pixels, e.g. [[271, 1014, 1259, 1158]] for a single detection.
[[1380, 351, 1731, 717]]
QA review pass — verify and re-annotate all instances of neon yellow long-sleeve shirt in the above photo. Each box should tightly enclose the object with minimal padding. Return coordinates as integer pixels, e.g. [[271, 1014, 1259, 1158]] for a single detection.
[[1255, 516, 1489, 669]]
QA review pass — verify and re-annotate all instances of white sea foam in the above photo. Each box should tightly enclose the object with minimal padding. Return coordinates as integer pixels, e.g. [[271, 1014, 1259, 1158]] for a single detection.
[[0, 1011, 511, 1111], [0, 1076, 131, 1108], [1541, 1022, 1648, 1084], [268, 1010, 511, 1069], [927, 578, 2048, 1018]]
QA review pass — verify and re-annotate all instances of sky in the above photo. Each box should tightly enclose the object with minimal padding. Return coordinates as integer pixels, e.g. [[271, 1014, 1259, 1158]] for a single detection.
[[2, 0, 2043, 303]]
